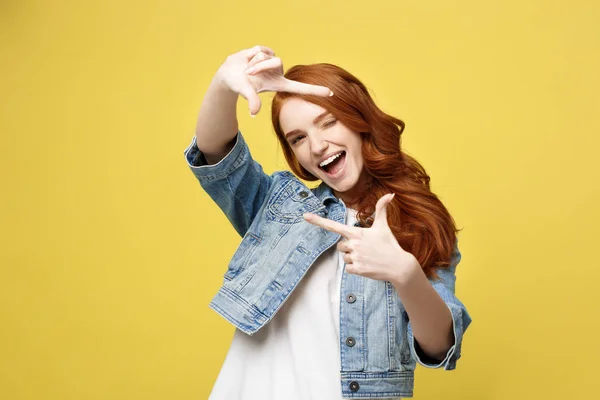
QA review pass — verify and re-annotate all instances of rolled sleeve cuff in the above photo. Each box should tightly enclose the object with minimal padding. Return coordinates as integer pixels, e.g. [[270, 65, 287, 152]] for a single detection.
[[407, 302, 469, 370], [183, 131, 249, 182]]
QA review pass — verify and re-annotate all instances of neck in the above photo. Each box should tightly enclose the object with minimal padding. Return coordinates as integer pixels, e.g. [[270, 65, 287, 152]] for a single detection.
[[334, 172, 370, 209]]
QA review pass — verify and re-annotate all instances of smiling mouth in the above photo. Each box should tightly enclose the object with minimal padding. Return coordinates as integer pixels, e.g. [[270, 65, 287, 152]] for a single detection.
[[318, 151, 346, 176]]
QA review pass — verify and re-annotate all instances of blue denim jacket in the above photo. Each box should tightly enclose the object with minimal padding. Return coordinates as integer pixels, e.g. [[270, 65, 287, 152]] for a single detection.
[[184, 131, 472, 398]]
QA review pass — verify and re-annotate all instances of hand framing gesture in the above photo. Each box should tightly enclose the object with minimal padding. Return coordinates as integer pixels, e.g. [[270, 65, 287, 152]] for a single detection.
[[303, 194, 420, 283], [216, 45, 333, 116]]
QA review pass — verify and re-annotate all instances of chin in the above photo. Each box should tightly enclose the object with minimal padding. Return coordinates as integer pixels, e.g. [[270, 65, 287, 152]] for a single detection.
[[311, 161, 362, 195], [328, 176, 360, 194]]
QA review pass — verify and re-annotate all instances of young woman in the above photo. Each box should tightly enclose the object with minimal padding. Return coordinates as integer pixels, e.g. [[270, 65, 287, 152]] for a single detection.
[[184, 45, 472, 399]]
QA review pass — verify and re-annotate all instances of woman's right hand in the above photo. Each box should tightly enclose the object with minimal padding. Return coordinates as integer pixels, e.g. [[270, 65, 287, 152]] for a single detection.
[[215, 45, 333, 116]]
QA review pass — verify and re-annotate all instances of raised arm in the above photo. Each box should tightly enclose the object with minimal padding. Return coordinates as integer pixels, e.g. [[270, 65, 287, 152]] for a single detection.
[[194, 46, 269, 164], [194, 45, 333, 164], [186, 45, 333, 235]]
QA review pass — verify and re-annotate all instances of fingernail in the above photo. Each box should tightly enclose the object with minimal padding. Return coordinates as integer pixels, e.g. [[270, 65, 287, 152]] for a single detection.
[[329, 90, 334, 97], [250, 112, 256, 118], [389, 193, 395, 200]]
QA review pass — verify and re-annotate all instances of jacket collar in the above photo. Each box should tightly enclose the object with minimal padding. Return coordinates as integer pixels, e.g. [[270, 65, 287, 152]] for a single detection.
[[312, 181, 376, 227], [312, 181, 340, 205]]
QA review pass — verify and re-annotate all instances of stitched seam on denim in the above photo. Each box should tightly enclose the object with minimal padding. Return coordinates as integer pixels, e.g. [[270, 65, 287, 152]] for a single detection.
[[262, 228, 340, 332], [266, 179, 325, 223], [360, 276, 367, 370], [341, 371, 414, 378], [195, 137, 248, 182], [340, 392, 413, 398], [385, 281, 397, 370], [226, 175, 254, 236], [225, 232, 261, 281]]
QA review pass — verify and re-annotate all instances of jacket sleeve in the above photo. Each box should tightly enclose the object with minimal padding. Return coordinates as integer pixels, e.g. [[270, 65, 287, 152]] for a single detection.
[[183, 131, 272, 237], [406, 240, 472, 370]]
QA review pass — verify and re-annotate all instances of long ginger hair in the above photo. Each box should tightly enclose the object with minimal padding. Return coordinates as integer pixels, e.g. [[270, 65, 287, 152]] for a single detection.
[[271, 63, 462, 280]]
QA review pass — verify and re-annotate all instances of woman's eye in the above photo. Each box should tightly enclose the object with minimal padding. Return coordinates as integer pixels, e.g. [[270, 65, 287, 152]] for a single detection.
[[323, 119, 337, 128], [291, 135, 304, 144]]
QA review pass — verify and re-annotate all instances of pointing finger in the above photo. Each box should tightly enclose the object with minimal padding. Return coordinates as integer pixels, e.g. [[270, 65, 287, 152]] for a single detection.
[[303, 213, 359, 238], [281, 78, 334, 97]]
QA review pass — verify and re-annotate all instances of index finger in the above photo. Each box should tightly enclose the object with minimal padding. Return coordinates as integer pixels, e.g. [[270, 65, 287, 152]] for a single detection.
[[303, 213, 359, 238], [281, 78, 333, 97]]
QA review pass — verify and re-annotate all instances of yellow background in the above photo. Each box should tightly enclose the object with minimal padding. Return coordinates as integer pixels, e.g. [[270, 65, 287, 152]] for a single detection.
[[2, 0, 599, 399]]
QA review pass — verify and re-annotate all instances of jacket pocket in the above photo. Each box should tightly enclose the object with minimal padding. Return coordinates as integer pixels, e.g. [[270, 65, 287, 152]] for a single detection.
[[266, 181, 326, 224], [224, 231, 262, 281]]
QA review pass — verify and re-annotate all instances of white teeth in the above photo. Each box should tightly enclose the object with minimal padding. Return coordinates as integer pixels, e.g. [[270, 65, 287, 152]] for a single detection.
[[319, 152, 343, 167]]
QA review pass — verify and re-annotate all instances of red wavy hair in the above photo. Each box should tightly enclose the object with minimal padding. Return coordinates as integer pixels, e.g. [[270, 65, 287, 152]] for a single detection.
[[271, 63, 462, 280]]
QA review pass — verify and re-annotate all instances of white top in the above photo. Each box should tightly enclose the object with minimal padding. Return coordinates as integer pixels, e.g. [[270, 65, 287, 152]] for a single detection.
[[209, 208, 402, 400]]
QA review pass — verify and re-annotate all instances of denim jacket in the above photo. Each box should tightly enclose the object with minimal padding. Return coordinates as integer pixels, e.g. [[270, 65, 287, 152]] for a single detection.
[[184, 131, 472, 398]]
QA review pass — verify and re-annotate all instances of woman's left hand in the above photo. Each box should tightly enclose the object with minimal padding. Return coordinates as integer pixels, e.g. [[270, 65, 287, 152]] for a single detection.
[[303, 193, 420, 283]]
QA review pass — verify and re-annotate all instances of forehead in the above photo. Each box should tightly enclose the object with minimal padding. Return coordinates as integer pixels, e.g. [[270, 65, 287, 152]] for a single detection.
[[279, 98, 328, 131]]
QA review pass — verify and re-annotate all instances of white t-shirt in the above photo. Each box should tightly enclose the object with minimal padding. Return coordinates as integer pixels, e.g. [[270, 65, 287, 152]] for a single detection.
[[209, 208, 401, 400]]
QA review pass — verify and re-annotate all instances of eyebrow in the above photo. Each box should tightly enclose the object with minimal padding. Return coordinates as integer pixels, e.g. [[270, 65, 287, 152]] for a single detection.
[[283, 111, 331, 139]]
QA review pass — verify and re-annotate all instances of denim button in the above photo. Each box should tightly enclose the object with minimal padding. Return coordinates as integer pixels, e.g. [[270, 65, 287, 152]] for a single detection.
[[345, 337, 356, 347], [299, 191, 308, 198], [346, 294, 356, 303], [349, 381, 360, 392]]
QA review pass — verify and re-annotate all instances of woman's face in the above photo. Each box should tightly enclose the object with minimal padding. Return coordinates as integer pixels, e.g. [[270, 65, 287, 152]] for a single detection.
[[279, 98, 368, 204]]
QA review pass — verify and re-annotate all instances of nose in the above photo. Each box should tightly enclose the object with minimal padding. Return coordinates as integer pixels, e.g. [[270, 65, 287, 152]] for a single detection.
[[308, 132, 328, 157]]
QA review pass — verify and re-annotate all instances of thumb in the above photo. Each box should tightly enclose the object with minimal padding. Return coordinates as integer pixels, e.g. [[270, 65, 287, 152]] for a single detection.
[[373, 193, 395, 228], [239, 82, 261, 116]]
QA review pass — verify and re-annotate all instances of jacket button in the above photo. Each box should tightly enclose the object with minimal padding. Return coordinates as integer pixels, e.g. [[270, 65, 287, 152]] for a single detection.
[[299, 191, 308, 198], [349, 381, 360, 392], [346, 294, 356, 303], [345, 337, 356, 347]]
